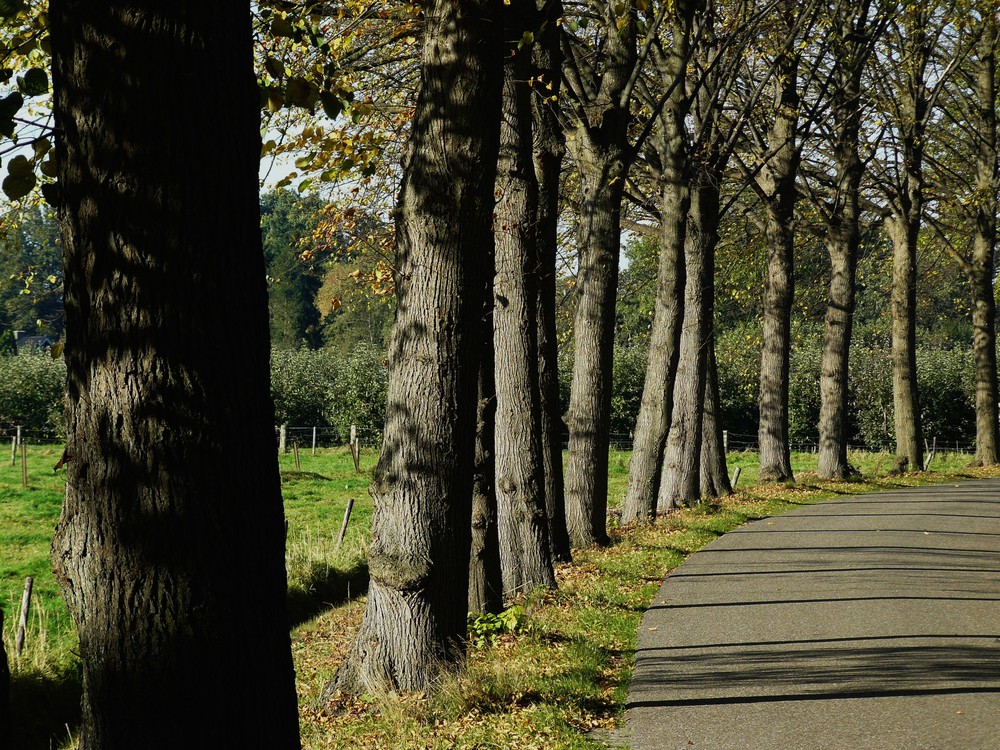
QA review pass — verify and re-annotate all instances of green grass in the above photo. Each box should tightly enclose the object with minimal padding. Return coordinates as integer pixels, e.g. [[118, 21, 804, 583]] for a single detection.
[[3, 442, 999, 749]]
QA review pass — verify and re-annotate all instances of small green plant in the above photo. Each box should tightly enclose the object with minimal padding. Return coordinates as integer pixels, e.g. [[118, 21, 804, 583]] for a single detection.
[[467, 605, 527, 649]]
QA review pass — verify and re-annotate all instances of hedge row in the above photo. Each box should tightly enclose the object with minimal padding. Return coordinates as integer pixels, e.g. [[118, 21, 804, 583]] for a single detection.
[[0, 345, 389, 445], [0, 339, 978, 452]]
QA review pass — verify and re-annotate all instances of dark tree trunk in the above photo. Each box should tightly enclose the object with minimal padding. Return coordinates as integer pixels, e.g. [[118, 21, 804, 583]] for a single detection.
[[0, 609, 8, 750], [328, 0, 502, 694], [469, 292, 502, 615], [817, 2, 871, 480], [969, 20, 1000, 467], [621, 4, 692, 525], [49, 4, 300, 747], [562, 3, 636, 548], [756, 38, 800, 483], [494, 0, 556, 596], [700, 337, 731, 498], [531, 0, 571, 563]]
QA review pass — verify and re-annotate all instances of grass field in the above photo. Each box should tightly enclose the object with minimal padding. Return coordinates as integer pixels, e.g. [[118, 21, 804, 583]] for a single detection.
[[2, 442, 997, 748]]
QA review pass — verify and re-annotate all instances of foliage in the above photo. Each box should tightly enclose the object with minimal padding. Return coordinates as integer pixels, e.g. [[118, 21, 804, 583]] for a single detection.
[[0, 204, 63, 338], [0, 350, 63, 434], [270, 343, 388, 443], [467, 606, 528, 650], [261, 189, 327, 349]]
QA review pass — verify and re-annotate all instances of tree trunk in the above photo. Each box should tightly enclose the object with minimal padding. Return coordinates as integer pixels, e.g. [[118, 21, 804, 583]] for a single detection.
[[816, 2, 870, 480], [700, 336, 732, 498], [0, 608, 8, 750], [817, 225, 858, 479], [562, 3, 635, 548], [563, 161, 623, 546], [328, 0, 502, 695], [756, 42, 800, 483], [621, 5, 692, 525], [887, 214, 923, 472], [531, 0, 571, 563], [494, 0, 556, 596], [49, 4, 300, 747], [659, 180, 717, 510], [969, 19, 1000, 467], [469, 294, 502, 615]]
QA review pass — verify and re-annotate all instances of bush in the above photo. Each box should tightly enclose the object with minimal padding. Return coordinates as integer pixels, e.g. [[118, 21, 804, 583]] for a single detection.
[[270, 344, 388, 444], [0, 352, 65, 436]]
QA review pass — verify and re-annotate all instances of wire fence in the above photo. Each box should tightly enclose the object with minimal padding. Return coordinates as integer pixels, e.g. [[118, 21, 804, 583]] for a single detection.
[[0, 424, 983, 457]]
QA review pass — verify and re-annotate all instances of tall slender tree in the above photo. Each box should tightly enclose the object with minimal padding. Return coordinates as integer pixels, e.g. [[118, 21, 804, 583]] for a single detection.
[[812, 0, 881, 479], [621, 0, 697, 524], [493, 0, 556, 596], [327, 0, 503, 694], [49, 3, 300, 747], [531, 0, 572, 562], [561, 0, 638, 546]]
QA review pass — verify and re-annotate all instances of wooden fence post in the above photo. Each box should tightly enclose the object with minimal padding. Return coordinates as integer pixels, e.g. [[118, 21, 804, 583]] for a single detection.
[[312, 426, 317, 456], [336, 498, 355, 551], [15, 576, 32, 656], [20, 441, 27, 488], [278, 424, 287, 454]]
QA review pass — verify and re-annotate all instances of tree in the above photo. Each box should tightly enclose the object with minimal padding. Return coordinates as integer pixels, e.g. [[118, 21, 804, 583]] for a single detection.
[[741, 0, 820, 483], [0, 608, 8, 750], [531, 0, 572, 563], [621, 0, 696, 524], [561, 0, 638, 546], [809, 0, 883, 479], [326, 0, 503, 694], [48, 3, 300, 747], [261, 189, 325, 349], [963, 8, 999, 465], [493, 0, 556, 595]]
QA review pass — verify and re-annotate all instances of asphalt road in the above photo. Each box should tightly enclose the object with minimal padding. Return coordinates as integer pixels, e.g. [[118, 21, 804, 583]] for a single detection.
[[622, 479, 1000, 750]]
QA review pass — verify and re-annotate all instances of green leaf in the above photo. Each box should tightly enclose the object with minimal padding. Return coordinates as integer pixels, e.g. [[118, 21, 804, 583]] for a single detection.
[[40, 180, 60, 207], [270, 16, 295, 38], [264, 57, 284, 80], [39, 157, 57, 178], [0, 91, 23, 137], [17, 67, 48, 96], [3, 171, 35, 200], [319, 91, 343, 120], [285, 76, 315, 108], [7, 154, 31, 177]]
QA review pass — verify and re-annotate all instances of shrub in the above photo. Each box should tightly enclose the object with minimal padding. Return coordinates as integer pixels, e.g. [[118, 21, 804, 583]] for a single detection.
[[0, 352, 65, 437], [270, 344, 388, 444]]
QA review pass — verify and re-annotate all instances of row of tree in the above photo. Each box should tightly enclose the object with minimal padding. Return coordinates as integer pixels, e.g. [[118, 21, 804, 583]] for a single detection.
[[2, 0, 999, 745], [317, 0, 1000, 700]]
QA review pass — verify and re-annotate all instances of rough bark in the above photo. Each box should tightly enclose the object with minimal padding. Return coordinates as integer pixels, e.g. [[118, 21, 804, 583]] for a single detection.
[[49, 4, 300, 747], [328, 0, 502, 695], [700, 337, 732, 499], [887, 214, 923, 472], [531, 0, 571, 562], [494, 0, 556, 596], [0, 609, 8, 750], [881, 6, 931, 474], [469, 296, 502, 615], [756, 35, 800, 483], [817, 2, 871, 480], [563, 3, 636, 547], [969, 18, 1000, 466], [621, 4, 692, 525], [658, 180, 716, 510]]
